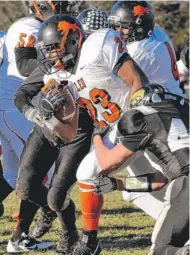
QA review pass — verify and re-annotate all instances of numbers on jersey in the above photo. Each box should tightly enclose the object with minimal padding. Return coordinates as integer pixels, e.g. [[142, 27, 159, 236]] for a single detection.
[[77, 88, 121, 127], [114, 37, 125, 53], [17, 33, 35, 48], [167, 118, 189, 152], [165, 42, 179, 81]]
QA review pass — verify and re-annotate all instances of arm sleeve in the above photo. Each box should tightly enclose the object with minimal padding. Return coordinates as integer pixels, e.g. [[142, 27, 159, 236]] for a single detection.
[[117, 110, 149, 152], [15, 47, 37, 77], [14, 67, 45, 114]]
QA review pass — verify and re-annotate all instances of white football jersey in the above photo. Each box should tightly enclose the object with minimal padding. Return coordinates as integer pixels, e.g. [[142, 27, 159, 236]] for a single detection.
[[70, 28, 131, 127], [5, 16, 42, 79], [126, 27, 183, 96], [0, 31, 6, 65]]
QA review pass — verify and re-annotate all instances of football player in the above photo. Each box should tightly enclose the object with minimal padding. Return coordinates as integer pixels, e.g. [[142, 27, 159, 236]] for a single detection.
[[13, 14, 94, 255], [3, 1, 74, 253], [108, 0, 183, 96], [29, 10, 149, 254], [13, 9, 110, 254], [106, 0, 186, 221], [93, 84, 189, 255]]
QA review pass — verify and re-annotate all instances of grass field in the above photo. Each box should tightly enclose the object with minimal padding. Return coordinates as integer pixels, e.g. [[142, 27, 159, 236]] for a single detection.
[[0, 185, 155, 255]]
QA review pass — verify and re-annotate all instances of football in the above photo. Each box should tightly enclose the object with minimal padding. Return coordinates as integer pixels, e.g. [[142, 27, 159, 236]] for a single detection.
[[55, 87, 76, 124]]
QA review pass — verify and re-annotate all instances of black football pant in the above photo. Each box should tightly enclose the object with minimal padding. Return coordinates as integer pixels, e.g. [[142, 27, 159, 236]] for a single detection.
[[148, 175, 189, 255], [16, 111, 93, 232]]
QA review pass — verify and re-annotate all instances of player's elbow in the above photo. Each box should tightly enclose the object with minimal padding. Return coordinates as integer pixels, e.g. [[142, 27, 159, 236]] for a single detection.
[[64, 129, 77, 142]]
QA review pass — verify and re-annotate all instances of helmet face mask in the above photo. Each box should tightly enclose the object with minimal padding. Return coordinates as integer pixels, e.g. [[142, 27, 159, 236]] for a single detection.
[[29, 0, 77, 21], [108, 1, 155, 43], [37, 14, 85, 75]]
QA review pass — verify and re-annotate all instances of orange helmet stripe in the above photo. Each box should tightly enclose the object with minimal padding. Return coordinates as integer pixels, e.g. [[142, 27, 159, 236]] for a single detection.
[[48, 0, 56, 12], [57, 21, 83, 53], [32, 0, 44, 21]]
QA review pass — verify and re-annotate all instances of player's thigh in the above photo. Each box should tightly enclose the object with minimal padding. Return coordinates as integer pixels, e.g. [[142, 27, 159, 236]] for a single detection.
[[1, 137, 19, 189], [18, 126, 57, 187], [52, 128, 93, 189], [151, 176, 189, 247]]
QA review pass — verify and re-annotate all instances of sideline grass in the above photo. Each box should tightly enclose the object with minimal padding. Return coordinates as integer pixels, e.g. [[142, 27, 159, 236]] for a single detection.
[[0, 185, 155, 255]]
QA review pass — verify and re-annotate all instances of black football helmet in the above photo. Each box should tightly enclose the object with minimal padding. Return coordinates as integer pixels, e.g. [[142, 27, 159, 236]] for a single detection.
[[77, 8, 108, 37], [108, 1, 155, 42], [29, 0, 77, 21], [37, 14, 85, 74], [129, 83, 180, 108]]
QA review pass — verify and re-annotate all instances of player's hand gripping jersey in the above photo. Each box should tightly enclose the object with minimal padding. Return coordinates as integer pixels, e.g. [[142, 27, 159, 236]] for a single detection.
[[70, 29, 132, 127], [127, 27, 182, 96], [5, 16, 42, 79]]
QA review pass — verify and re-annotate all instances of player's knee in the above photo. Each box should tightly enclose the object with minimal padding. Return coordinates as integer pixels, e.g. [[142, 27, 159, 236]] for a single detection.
[[16, 181, 31, 200], [76, 155, 98, 183], [47, 187, 70, 212], [16, 167, 34, 200]]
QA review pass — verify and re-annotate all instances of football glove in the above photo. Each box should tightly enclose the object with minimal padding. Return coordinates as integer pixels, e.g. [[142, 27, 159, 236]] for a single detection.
[[93, 124, 110, 139], [39, 84, 67, 120], [94, 175, 117, 195], [24, 107, 45, 127]]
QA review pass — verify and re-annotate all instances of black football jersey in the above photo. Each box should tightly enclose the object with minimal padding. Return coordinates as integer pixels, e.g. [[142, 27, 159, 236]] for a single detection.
[[117, 100, 189, 181]]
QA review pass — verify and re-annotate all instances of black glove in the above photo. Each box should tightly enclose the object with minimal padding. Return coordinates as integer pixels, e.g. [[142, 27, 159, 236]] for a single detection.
[[94, 175, 117, 195], [39, 85, 67, 120], [93, 124, 110, 139]]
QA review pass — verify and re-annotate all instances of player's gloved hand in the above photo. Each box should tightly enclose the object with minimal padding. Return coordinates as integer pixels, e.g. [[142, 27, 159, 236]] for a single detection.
[[94, 175, 117, 195], [24, 107, 45, 127], [93, 124, 110, 139], [39, 84, 67, 120]]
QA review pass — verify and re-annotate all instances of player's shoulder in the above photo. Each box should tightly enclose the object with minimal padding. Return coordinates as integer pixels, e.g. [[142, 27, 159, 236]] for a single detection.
[[84, 28, 120, 48], [7, 16, 42, 34], [127, 27, 171, 57], [118, 108, 146, 136]]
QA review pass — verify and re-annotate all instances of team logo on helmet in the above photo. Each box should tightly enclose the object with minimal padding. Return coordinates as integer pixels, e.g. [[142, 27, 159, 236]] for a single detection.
[[57, 21, 83, 51], [133, 5, 151, 17], [130, 88, 145, 107]]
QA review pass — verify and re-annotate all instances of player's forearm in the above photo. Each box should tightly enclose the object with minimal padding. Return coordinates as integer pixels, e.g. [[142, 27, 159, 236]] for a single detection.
[[116, 172, 168, 192], [93, 136, 121, 171], [94, 172, 168, 195], [117, 59, 149, 95], [14, 67, 45, 114]]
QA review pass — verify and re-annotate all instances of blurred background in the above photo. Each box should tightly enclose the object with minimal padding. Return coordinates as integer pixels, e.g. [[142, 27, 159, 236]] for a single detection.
[[0, 1, 189, 56]]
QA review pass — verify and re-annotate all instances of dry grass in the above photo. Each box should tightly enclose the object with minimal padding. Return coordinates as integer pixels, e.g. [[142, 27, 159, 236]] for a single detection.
[[0, 185, 155, 255]]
